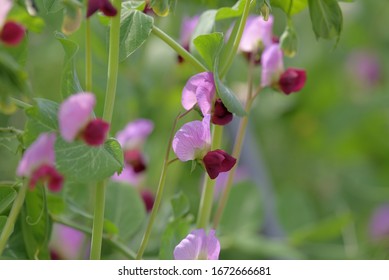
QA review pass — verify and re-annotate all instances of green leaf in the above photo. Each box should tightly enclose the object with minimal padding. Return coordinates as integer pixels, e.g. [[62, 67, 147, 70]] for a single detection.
[[55, 32, 83, 98], [0, 218, 28, 259], [8, 5, 45, 33], [24, 98, 59, 146], [21, 186, 51, 259], [119, 10, 154, 62], [190, 10, 217, 52], [55, 137, 124, 183], [122, 0, 146, 10], [46, 194, 65, 215], [104, 182, 146, 241], [171, 192, 190, 219], [0, 186, 17, 215], [290, 212, 352, 246], [215, 0, 246, 20], [193, 32, 224, 70], [272, 0, 308, 15], [150, 0, 176, 16], [308, 0, 343, 41], [41, 0, 65, 13], [0, 216, 7, 234], [0, 52, 27, 97], [213, 58, 246, 117], [159, 218, 190, 260], [219, 182, 262, 234]]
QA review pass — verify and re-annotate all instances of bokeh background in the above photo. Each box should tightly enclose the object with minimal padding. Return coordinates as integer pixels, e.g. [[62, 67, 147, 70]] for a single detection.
[[1, 0, 389, 259]]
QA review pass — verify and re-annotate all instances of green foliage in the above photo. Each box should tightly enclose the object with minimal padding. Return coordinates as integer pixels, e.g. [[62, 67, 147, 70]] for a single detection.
[[55, 32, 83, 99], [120, 10, 154, 62], [193, 32, 223, 70], [171, 192, 190, 219], [150, 0, 177, 16], [8, 5, 45, 33], [0, 186, 17, 215], [21, 186, 51, 259], [41, 0, 65, 13], [271, 0, 308, 15], [159, 218, 190, 260], [308, 0, 343, 41]]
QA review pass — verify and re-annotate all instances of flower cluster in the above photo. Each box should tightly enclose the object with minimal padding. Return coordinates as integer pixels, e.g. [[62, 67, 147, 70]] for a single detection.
[[17, 92, 109, 192], [0, 0, 25, 46]]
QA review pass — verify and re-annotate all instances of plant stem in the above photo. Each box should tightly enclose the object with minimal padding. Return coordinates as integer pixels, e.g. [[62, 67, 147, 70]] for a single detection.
[[136, 113, 180, 260], [0, 127, 23, 136], [0, 183, 28, 256], [151, 26, 208, 73], [89, 0, 122, 260], [52, 215, 136, 259], [196, 124, 223, 229], [85, 16, 93, 92], [220, 0, 251, 77], [9, 97, 32, 109]]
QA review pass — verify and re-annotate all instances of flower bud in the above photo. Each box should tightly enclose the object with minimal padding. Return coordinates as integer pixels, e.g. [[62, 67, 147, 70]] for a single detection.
[[280, 25, 298, 58]]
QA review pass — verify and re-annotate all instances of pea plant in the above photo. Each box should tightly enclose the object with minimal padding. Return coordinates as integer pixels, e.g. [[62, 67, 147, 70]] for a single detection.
[[0, 0, 348, 260]]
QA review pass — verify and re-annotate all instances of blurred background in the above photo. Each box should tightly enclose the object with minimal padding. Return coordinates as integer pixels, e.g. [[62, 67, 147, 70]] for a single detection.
[[1, 0, 389, 259]]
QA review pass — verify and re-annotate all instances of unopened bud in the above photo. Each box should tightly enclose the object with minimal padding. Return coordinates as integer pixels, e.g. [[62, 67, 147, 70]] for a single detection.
[[280, 25, 298, 58], [62, 6, 82, 35]]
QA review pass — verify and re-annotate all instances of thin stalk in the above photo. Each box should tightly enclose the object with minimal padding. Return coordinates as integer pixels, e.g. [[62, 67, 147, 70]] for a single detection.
[[85, 17, 93, 92], [220, 0, 251, 78], [52, 215, 136, 259], [89, 0, 122, 260], [136, 113, 181, 260], [0, 183, 28, 255], [0, 127, 23, 135], [196, 124, 223, 229], [151, 26, 208, 73], [9, 97, 32, 109]]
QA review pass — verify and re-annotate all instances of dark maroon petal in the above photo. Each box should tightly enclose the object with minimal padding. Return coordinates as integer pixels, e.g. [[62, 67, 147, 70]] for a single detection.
[[0, 21, 25, 46], [101, 0, 117, 17], [203, 150, 236, 179], [140, 189, 155, 213], [86, 0, 102, 18], [82, 118, 110, 146], [124, 149, 147, 173], [211, 98, 233, 126], [279, 68, 307, 94], [29, 164, 64, 192]]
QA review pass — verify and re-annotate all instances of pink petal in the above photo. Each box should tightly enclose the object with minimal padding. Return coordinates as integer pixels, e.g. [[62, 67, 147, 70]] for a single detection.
[[0, 0, 12, 28], [369, 204, 389, 240], [116, 119, 154, 150], [180, 15, 199, 48], [111, 164, 142, 186], [182, 72, 215, 113], [172, 115, 211, 162], [204, 229, 220, 260], [59, 92, 95, 142], [239, 15, 274, 52], [50, 224, 87, 260], [17, 133, 56, 177], [261, 44, 284, 87]]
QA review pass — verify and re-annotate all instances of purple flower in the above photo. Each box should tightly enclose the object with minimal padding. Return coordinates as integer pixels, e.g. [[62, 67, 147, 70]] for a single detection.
[[261, 44, 306, 94], [346, 51, 381, 88], [59, 92, 109, 146], [116, 119, 154, 150], [182, 72, 216, 116], [172, 115, 236, 179], [17, 133, 63, 192], [50, 224, 87, 260], [86, 0, 117, 18], [111, 164, 142, 186], [172, 115, 211, 162], [174, 229, 220, 260], [369, 204, 389, 241], [178, 15, 199, 62], [239, 15, 274, 53]]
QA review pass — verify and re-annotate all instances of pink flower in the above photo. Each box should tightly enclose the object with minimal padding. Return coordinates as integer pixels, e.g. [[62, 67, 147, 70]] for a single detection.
[[174, 229, 220, 260], [261, 44, 306, 94], [0, 0, 12, 28], [172, 115, 236, 179], [17, 133, 63, 192], [86, 0, 117, 18], [369, 204, 389, 241], [178, 15, 199, 62], [59, 92, 109, 146], [111, 165, 142, 186], [0, 0, 25, 46], [239, 15, 274, 53], [182, 72, 216, 116], [50, 224, 87, 260]]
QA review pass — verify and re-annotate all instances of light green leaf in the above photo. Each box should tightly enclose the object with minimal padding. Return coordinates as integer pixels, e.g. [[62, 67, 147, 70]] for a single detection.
[[216, 0, 246, 20], [55, 138, 124, 183], [213, 58, 246, 117], [119, 10, 154, 62], [0, 186, 17, 215], [193, 32, 223, 70], [55, 32, 83, 99], [308, 0, 343, 41], [190, 10, 217, 52], [46, 194, 65, 215], [159, 218, 190, 260], [171, 192, 190, 219], [272, 0, 308, 15], [8, 5, 45, 33], [104, 182, 146, 241], [122, 0, 146, 11], [21, 186, 51, 259]]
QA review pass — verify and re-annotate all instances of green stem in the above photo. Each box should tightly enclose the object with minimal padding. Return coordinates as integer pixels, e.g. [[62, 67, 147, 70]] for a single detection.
[[52, 215, 136, 259], [85, 17, 93, 92], [9, 97, 32, 109], [151, 26, 208, 73], [136, 113, 180, 260], [220, 0, 251, 77], [0, 127, 23, 136], [0, 183, 28, 256], [196, 125, 223, 229], [89, 0, 122, 260]]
